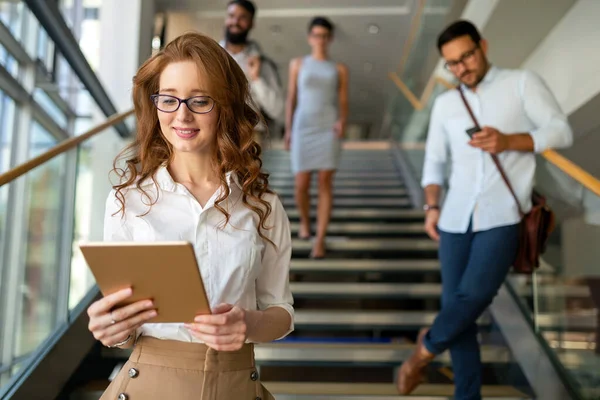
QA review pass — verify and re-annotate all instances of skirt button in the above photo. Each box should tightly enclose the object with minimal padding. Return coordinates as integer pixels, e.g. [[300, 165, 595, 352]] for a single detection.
[[128, 368, 139, 378], [250, 371, 259, 381], [118, 394, 128, 400]]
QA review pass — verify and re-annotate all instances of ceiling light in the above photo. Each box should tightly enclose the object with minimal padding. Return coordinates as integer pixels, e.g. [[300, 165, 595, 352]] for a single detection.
[[367, 24, 380, 34]]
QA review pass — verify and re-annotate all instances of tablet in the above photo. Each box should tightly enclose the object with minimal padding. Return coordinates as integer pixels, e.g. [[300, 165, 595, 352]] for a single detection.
[[79, 241, 211, 323]]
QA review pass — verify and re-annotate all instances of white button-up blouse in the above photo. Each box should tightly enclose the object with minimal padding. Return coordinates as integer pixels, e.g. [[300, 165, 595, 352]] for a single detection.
[[103, 166, 294, 342]]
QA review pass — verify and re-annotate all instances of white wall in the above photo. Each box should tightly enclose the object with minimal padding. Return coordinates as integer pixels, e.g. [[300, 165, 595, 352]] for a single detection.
[[85, 0, 153, 241], [522, 0, 600, 115]]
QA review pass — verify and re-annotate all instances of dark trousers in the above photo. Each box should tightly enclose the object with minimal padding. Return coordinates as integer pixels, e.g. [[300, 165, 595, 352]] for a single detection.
[[423, 222, 520, 400]]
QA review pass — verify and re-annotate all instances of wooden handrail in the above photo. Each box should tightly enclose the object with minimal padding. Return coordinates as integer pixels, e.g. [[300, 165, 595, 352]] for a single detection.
[[542, 150, 600, 197], [388, 72, 424, 111], [0, 109, 134, 187], [397, 0, 426, 76]]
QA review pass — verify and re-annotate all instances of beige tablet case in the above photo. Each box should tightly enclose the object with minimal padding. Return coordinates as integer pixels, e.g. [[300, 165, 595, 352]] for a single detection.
[[80, 241, 211, 323]]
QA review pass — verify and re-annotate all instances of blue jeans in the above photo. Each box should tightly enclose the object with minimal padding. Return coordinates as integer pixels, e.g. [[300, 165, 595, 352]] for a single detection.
[[423, 222, 519, 400]]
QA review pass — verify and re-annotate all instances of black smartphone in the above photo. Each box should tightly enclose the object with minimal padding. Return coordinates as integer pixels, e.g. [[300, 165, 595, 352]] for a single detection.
[[466, 126, 480, 138]]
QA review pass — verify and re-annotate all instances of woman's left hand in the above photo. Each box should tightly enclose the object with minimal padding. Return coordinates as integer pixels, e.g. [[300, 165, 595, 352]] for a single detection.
[[185, 304, 248, 351]]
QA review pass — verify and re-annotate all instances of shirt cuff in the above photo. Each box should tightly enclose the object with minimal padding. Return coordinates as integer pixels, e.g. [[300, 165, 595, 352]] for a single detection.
[[266, 303, 295, 340], [421, 161, 446, 188], [530, 129, 548, 153]]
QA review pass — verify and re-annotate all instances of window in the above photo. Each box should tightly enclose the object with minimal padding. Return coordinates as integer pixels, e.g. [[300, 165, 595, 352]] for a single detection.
[[0, 90, 16, 173]]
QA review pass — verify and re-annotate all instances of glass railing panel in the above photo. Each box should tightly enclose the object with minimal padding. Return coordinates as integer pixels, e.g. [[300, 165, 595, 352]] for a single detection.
[[506, 154, 600, 399], [0, 122, 129, 394], [68, 125, 130, 310], [0, 88, 17, 174], [399, 0, 455, 96], [0, 149, 69, 388], [16, 151, 68, 356]]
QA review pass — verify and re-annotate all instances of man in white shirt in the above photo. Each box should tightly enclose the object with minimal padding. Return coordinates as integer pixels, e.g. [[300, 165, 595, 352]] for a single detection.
[[219, 0, 284, 137], [397, 20, 573, 399]]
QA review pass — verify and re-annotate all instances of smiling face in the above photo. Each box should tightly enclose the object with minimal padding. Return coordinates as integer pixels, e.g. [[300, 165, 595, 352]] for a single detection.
[[224, 3, 253, 45], [155, 61, 219, 156]]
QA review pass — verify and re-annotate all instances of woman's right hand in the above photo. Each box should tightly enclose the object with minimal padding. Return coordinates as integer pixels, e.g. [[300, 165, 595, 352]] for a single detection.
[[87, 287, 157, 347]]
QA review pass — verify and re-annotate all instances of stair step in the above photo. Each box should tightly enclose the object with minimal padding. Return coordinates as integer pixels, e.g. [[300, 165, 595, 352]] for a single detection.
[[286, 208, 425, 221], [290, 282, 442, 299], [254, 342, 511, 364], [290, 282, 590, 299], [264, 382, 531, 399], [275, 187, 408, 197], [291, 238, 438, 252], [294, 310, 490, 328], [282, 198, 411, 208], [293, 310, 591, 331], [290, 222, 425, 237], [71, 383, 528, 400], [270, 180, 404, 188], [268, 171, 399, 179], [290, 259, 439, 273]]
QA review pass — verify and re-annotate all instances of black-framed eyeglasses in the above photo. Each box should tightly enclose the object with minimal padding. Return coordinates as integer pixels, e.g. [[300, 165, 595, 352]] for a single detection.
[[444, 46, 479, 71], [150, 94, 215, 114]]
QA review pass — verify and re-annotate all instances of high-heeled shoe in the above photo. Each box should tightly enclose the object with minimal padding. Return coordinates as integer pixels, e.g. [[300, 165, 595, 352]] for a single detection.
[[310, 239, 326, 259], [298, 226, 311, 241]]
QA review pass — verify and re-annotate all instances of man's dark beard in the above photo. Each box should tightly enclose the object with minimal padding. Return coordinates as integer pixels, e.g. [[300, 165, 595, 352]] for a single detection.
[[462, 60, 490, 88], [225, 27, 249, 45]]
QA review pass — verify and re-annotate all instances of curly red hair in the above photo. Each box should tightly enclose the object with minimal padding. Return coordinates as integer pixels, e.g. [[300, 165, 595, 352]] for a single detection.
[[112, 32, 274, 243]]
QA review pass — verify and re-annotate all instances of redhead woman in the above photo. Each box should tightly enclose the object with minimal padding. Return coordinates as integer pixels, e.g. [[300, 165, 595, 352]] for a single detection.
[[86, 32, 293, 400]]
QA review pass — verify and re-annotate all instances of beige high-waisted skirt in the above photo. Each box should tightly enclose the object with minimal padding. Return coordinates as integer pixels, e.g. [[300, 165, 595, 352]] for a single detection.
[[100, 336, 274, 400]]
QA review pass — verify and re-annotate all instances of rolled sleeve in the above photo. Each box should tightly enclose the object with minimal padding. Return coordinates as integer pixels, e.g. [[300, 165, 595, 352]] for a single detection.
[[250, 62, 285, 122], [256, 194, 294, 339], [520, 70, 573, 153], [421, 99, 448, 188]]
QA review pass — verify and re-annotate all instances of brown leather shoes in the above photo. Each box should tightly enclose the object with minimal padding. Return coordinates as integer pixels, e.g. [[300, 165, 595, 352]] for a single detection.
[[396, 328, 435, 395]]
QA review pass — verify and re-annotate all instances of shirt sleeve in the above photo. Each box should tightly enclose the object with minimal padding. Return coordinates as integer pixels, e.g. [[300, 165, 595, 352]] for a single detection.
[[103, 189, 132, 241], [421, 98, 449, 188], [250, 60, 285, 122], [520, 70, 573, 153], [256, 193, 294, 339]]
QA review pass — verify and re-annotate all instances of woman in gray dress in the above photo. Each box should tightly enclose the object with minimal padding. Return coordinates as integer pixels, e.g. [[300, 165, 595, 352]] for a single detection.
[[284, 17, 349, 258]]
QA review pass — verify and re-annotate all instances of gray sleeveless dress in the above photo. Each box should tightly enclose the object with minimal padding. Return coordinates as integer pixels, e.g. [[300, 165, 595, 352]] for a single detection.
[[291, 56, 341, 174]]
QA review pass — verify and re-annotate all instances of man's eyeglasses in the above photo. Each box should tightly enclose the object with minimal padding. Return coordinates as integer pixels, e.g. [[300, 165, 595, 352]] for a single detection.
[[444, 47, 479, 71], [150, 94, 215, 114]]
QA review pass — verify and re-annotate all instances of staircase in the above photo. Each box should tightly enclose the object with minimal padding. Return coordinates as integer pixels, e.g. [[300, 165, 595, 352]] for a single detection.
[[253, 146, 533, 399], [67, 145, 533, 399]]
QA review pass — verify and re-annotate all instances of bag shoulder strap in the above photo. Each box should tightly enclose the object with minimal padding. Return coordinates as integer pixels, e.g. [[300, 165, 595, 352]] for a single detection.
[[457, 87, 524, 217]]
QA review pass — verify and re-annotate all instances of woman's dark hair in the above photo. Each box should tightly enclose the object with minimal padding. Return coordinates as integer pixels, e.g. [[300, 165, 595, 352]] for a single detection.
[[308, 16, 334, 34], [437, 20, 481, 52]]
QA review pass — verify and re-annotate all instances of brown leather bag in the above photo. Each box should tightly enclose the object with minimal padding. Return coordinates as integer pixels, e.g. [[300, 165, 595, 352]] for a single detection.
[[458, 87, 555, 274]]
